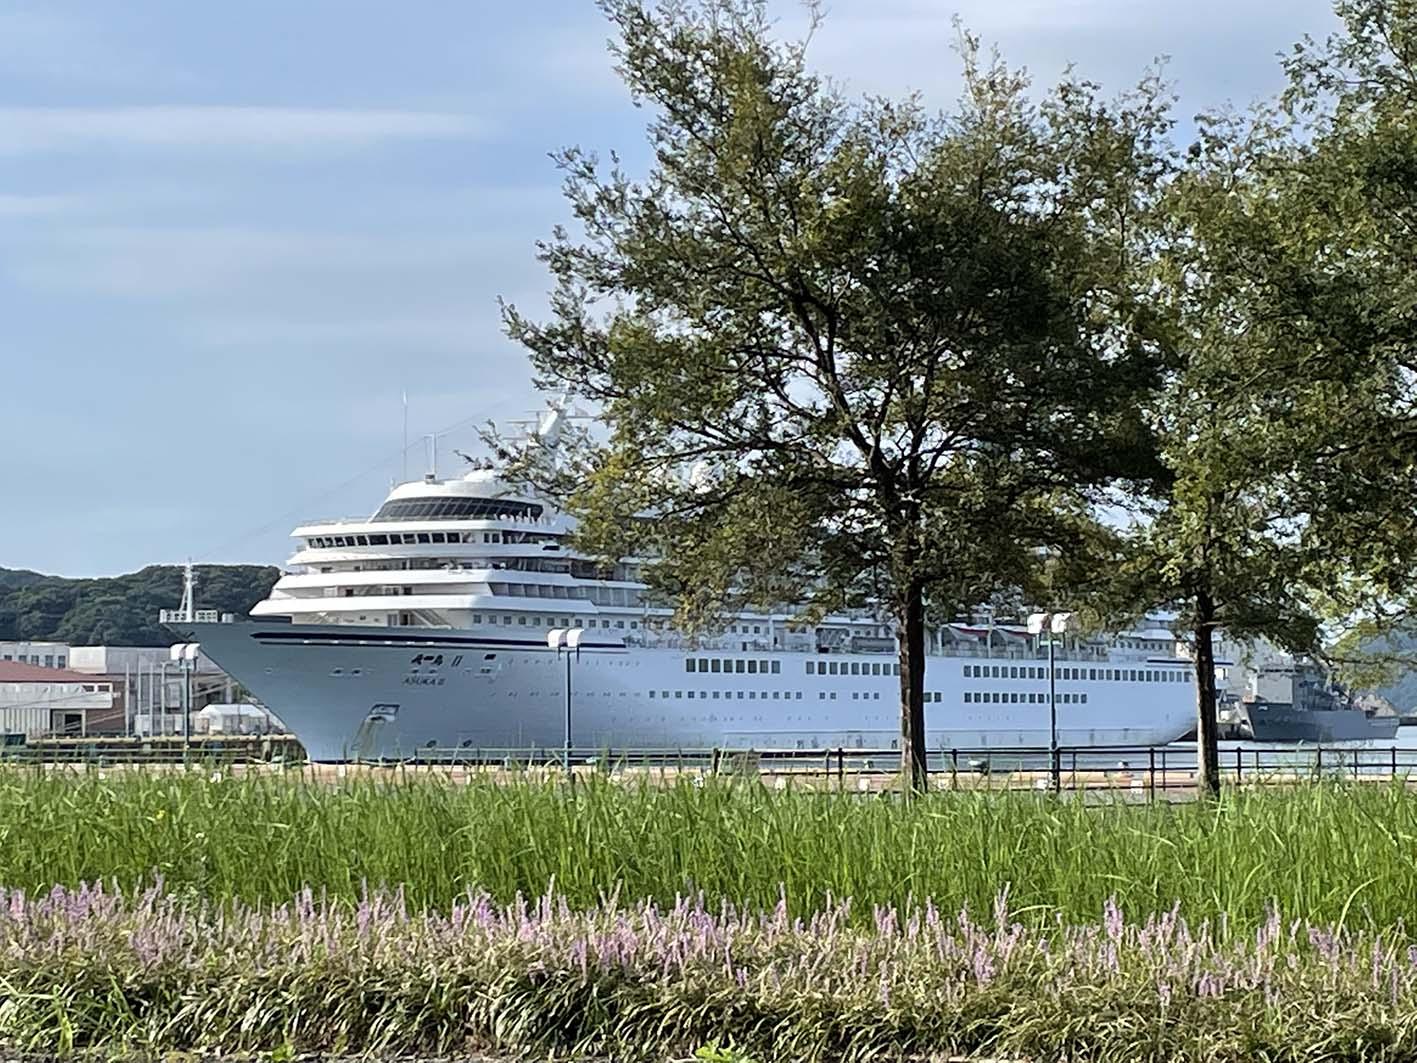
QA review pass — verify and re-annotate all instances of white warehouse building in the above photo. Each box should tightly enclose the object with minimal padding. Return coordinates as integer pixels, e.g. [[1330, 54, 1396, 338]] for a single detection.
[[0, 661, 117, 738]]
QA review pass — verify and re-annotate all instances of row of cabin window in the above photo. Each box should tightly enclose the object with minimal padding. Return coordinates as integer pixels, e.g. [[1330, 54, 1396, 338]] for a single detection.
[[685, 658, 784, 675], [650, 689, 920, 705], [963, 663, 1184, 683], [470, 614, 638, 630], [309, 531, 510, 549], [651, 689, 801, 700], [965, 691, 1088, 704], [371, 498, 543, 522], [805, 660, 901, 676]]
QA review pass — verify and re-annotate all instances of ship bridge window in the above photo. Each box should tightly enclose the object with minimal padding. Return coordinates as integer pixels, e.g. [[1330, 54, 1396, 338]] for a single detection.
[[372, 497, 545, 522]]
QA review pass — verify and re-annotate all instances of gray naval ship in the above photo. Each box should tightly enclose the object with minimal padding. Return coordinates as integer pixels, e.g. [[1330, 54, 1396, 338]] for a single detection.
[[1242, 661, 1399, 743]]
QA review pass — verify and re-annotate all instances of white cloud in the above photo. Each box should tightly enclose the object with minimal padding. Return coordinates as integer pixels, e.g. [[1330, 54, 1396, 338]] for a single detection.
[[0, 106, 486, 155], [5, 225, 511, 298]]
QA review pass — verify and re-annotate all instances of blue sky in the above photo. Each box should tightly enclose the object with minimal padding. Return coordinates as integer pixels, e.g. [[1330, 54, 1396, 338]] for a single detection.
[[1, 0, 1338, 577]]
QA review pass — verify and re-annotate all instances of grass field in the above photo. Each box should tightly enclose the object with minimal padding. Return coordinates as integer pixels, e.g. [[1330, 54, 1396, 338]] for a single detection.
[[2, 768, 1415, 931]]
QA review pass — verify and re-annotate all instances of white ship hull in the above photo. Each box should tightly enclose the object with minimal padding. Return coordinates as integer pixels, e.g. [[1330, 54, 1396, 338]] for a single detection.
[[178, 622, 1197, 761]]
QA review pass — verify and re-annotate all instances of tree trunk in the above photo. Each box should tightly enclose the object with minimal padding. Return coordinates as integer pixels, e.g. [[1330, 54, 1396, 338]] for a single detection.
[[896, 580, 929, 795], [1193, 590, 1221, 800]]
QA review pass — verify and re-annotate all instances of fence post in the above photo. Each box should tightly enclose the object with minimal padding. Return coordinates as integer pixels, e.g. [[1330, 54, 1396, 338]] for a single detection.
[[710, 747, 721, 775], [837, 747, 844, 791], [1235, 745, 1242, 785], [1393, 745, 1398, 780], [1316, 746, 1323, 778], [1148, 746, 1156, 803]]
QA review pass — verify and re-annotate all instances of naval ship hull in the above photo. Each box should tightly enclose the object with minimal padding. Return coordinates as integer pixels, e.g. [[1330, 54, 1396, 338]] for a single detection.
[[1245, 701, 1400, 743]]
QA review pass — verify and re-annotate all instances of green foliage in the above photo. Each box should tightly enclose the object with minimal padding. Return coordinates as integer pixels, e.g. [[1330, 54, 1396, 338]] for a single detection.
[[0, 565, 280, 646], [505, 0, 1176, 788], [1274, 0, 1417, 630], [1101, 1, 1417, 788], [9, 770, 1417, 932]]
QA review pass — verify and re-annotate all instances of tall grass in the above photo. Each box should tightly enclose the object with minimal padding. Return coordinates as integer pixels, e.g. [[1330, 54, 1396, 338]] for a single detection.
[[2, 769, 1415, 929]]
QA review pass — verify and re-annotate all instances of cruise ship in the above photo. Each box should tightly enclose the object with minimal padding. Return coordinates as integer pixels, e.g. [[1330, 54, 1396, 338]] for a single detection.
[[171, 406, 1199, 761]]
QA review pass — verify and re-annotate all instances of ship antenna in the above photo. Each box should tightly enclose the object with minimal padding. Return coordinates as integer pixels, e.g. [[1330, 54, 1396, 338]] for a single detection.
[[180, 560, 196, 623]]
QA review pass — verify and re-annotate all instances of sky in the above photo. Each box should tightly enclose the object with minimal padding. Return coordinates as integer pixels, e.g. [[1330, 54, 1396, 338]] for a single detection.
[[0, 0, 1341, 578]]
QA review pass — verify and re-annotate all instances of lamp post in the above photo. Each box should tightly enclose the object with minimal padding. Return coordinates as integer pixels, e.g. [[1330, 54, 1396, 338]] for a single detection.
[[1027, 612, 1073, 792], [546, 627, 585, 778], [169, 642, 201, 742]]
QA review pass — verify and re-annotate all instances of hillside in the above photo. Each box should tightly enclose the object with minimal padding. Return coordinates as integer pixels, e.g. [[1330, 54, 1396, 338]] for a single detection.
[[0, 565, 281, 647], [1359, 628, 1417, 715]]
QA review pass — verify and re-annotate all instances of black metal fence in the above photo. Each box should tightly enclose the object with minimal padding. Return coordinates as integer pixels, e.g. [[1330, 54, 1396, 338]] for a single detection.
[[382, 742, 1417, 795], [6, 737, 1417, 794]]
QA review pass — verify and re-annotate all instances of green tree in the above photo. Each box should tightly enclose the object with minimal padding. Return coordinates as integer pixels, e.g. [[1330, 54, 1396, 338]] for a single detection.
[[1277, 0, 1417, 639], [1123, 0, 1417, 796], [1123, 109, 1326, 797], [505, 0, 1173, 790]]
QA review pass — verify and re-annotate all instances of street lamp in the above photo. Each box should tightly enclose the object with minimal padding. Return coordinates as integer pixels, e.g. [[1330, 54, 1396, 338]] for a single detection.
[[169, 642, 200, 742], [546, 627, 585, 778], [1027, 612, 1074, 792]]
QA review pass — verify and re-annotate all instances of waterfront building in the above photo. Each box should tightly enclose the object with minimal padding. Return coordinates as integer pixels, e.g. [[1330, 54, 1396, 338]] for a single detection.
[[0, 660, 117, 738], [0, 640, 71, 669]]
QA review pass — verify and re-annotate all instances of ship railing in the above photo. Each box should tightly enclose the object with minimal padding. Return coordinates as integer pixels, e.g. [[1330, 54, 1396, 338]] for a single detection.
[[298, 513, 562, 531]]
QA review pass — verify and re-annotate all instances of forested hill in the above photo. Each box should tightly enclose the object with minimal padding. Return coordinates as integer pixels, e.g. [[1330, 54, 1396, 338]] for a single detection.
[[0, 565, 281, 647]]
